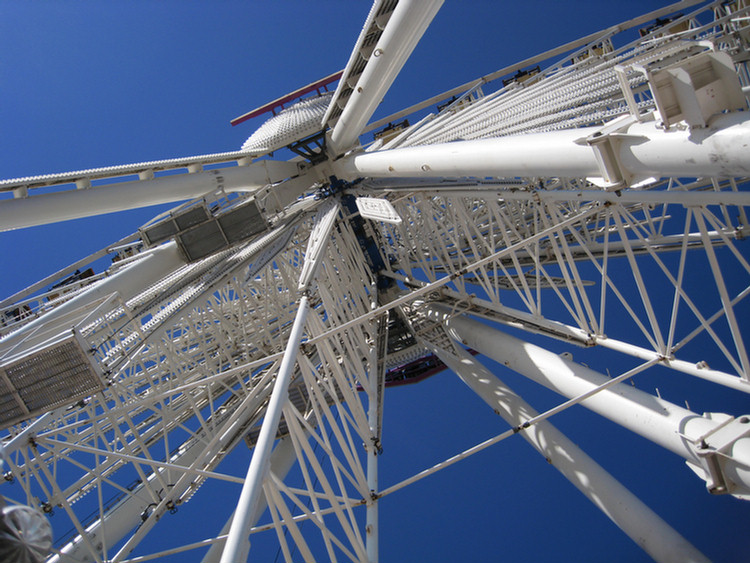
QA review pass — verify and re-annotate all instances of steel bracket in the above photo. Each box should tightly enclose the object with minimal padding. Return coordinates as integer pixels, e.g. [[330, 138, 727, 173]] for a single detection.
[[686, 413, 750, 497], [576, 114, 652, 190], [617, 43, 746, 130]]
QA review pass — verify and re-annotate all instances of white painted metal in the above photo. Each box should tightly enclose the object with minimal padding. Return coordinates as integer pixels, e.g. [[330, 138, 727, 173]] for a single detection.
[[355, 197, 401, 224], [242, 93, 334, 154], [334, 112, 750, 186], [47, 364, 282, 563], [219, 296, 310, 563], [298, 199, 341, 292], [426, 336, 710, 563], [201, 437, 300, 563], [327, 0, 444, 156], [431, 289, 750, 394], [1, 2, 749, 562], [365, 312, 381, 563], [0, 243, 185, 361], [0, 160, 298, 232], [0, 150, 262, 195], [388, 183, 750, 208], [437, 308, 750, 497]]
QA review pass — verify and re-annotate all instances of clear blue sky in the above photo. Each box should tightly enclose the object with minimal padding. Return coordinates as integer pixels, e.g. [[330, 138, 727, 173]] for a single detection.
[[1, 2, 749, 562]]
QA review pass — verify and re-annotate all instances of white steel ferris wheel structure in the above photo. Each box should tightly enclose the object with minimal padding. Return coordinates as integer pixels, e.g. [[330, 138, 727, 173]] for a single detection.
[[2, 1, 750, 562]]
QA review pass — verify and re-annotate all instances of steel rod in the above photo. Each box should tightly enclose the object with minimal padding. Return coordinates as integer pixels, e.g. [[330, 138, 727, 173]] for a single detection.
[[219, 296, 310, 563]]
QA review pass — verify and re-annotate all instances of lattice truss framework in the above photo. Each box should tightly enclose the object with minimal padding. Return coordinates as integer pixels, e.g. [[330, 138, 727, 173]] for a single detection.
[[1, 1, 750, 562]]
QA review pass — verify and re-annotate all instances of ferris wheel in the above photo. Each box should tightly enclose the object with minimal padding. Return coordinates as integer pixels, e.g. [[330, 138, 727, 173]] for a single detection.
[[1, 1, 750, 562]]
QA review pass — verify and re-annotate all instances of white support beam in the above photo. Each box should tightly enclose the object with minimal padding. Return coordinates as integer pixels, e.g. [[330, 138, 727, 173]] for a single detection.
[[298, 199, 341, 293], [365, 310, 385, 563], [365, 375, 379, 563], [0, 242, 185, 361], [436, 289, 750, 394], [219, 296, 310, 563], [334, 112, 750, 185], [327, 0, 444, 156], [428, 305, 750, 498], [425, 336, 710, 563], [0, 160, 298, 232], [201, 437, 300, 563]]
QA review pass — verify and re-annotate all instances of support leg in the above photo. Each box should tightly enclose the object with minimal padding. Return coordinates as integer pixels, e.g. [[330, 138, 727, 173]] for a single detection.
[[201, 436, 300, 563], [219, 296, 310, 563], [425, 336, 710, 563], [427, 304, 750, 497]]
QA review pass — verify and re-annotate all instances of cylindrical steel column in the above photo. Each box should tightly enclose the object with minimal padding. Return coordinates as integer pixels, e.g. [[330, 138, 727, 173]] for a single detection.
[[0, 160, 298, 231], [427, 337, 710, 563], [219, 296, 310, 563], [201, 437, 300, 563], [427, 305, 750, 497], [0, 242, 185, 353], [334, 112, 750, 182], [366, 337, 380, 563], [327, 0, 444, 156]]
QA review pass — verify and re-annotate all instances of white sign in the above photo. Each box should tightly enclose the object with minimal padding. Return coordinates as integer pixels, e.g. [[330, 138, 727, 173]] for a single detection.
[[355, 197, 402, 224]]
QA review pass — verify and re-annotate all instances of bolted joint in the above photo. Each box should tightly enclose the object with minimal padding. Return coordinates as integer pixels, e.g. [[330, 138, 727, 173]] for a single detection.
[[686, 413, 750, 498], [576, 114, 653, 190]]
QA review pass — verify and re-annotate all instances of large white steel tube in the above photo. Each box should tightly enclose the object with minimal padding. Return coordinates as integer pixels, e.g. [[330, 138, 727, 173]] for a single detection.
[[327, 0, 444, 155], [622, 113, 750, 179], [429, 306, 750, 496], [219, 296, 310, 563], [334, 112, 750, 181], [366, 438, 378, 563], [201, 437, 300, 563], [0, 160, 298, 231], [428, 339, 710, 563], [336, 129, 597, 179], [0, 242, 185, 355]]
